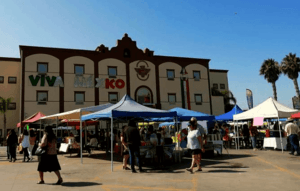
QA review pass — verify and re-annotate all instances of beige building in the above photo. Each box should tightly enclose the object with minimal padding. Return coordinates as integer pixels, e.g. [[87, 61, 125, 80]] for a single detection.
[[0, 34, 229, 138]]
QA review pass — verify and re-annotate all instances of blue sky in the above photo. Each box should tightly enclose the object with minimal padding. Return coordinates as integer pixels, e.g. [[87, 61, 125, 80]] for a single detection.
[[1, 0, 300, 109]]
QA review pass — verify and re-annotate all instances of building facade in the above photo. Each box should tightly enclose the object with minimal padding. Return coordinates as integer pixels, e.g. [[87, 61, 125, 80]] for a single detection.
[[0, 34, 229, 138]]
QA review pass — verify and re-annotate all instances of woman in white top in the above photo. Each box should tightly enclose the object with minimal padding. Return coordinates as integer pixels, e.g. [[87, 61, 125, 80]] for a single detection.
[[20, 129, 30, 162], [186, 120, 205, 173]]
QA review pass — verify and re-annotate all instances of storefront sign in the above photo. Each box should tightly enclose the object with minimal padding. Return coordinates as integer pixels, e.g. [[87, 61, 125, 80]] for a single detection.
[[105, 79, 125, 89], [29, 75, 125, 89], [29, 75, 61, 87]]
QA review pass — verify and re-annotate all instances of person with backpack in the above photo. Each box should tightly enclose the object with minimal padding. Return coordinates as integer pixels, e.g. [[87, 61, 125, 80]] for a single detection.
[[19, 129, 30, 162]]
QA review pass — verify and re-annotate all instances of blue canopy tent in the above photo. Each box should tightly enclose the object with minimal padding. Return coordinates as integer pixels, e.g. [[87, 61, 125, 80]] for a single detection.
[[81, 94, 178, 171], [147, 107, 215, 122], [215, 105, 244, 121], [159, 121, 181, 127]]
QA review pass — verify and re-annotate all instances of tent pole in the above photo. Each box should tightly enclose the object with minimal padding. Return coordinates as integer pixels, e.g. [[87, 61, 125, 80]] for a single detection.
[[56, 117, 58, 137], [85, 122, 87, 144], [234, 121, 237, 150], [237, 121, 240, 150], [67, 121, 69, 136], [80, 110, 83, 164], [278, 117, 283, 153], [39, 120, 42, 142], [111, 116, 113, 172]]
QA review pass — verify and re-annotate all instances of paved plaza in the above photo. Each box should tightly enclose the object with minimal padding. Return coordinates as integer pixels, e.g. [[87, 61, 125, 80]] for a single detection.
[[0, 148, 299, 191]]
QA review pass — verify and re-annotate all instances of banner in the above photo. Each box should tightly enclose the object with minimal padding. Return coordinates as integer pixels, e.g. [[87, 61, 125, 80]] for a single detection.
[[246, 89, 253, 109], [292, 96, 300, 109]]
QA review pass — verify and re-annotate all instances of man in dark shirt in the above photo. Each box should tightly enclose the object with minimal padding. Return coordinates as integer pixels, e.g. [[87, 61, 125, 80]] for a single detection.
[[125, 120, 144, 173]]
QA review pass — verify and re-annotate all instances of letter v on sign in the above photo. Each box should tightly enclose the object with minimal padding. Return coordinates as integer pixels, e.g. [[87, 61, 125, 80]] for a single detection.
[[46, 76, 57, 86], [29, 75, 40, 86]]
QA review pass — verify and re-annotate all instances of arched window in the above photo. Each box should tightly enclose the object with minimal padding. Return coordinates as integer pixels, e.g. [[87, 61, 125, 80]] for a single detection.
[[135, 87, 152, 105]]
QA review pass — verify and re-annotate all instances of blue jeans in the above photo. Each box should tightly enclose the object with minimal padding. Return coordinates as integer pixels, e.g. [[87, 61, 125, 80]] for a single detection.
[[289, 134, 300, 154], [128, 144, 142, 171], [251, 137, 257, 148]]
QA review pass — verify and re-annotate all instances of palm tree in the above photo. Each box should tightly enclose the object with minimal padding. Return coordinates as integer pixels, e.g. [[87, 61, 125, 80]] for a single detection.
[[259, 58, 281, 100], [222, 90, 237, 112], [0, 97, 12, 144], [211, 88, 237, 112], [281, 53, 300, 98]]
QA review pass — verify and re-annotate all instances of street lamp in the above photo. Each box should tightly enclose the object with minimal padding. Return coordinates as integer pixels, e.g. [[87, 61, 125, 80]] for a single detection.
[[180, 67, 188, 109]]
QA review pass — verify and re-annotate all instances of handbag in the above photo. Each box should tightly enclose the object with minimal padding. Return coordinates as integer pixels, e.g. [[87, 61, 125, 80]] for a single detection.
[[35, 146, 47, 156], [17, 144, 23, 152]]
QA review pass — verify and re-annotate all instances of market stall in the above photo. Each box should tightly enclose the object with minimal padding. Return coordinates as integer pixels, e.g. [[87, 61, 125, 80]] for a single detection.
[[81, 94, 178, 171], [17, 112, 45, 128], [40, 103, 114, 160], [233, 97, 298, 152], [147, 107, 215, 156]]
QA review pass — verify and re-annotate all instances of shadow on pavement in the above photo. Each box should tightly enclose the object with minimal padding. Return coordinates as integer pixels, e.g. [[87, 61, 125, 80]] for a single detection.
[[207, 170, 246, 173], [62, 182, 102, 187]]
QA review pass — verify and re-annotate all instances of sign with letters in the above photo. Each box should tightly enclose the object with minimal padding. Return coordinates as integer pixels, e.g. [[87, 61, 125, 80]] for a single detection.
[[29, 75, 125, 89]]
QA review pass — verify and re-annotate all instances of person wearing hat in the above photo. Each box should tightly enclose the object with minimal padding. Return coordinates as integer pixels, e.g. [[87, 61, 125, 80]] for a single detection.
[[186, 117, 205, 173], [285, 117, 300, 156]]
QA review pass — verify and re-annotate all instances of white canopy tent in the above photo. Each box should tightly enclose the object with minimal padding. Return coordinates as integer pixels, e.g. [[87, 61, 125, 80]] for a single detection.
[[39, 103, 114, 163], [233, 97, 298, 152]]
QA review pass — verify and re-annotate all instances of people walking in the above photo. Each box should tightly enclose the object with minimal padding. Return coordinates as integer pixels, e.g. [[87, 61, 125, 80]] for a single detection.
[[249, 120, 258, 151], [125, 120, 144, 173], [28, 129, 36, 161], [156, 128, 165, 169], [186, 119, 205, 173], [285, 118, 300, 156], [7, 130, 18, 162], [19, 129, 30, 162], [242, 124, 250, 148], [121, 125, 130, 170], [37, 126, 63, 185]]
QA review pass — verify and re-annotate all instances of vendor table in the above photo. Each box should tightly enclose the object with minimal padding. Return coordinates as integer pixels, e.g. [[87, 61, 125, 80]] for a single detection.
[[212, 140, 223, 155], [263, 137, 287, 150]]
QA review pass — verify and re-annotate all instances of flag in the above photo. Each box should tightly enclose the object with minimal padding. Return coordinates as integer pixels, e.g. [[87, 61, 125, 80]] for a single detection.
[[246, 89, 253, 109]]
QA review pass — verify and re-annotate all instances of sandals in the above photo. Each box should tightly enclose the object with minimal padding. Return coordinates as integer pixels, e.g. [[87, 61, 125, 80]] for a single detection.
[[186, 168, 193, 173], [37, 180, 45, 184], [123, 166, 131, 170], [195, 169, 202, 172]]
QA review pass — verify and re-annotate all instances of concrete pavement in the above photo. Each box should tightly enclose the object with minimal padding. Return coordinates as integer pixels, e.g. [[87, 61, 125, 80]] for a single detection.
[[0, 148, 299, 191]]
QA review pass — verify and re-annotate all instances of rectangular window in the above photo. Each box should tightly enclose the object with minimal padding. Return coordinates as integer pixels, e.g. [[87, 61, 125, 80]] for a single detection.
[[167, 69, 175, 80], [75, 92, 85, 104], [108, 92, 118, 104], [213, 83, 218, 89], [193, 71, 200, 81], [8, 103, 16, 110], [220, 84, 225, 89], [37, 63, 48, 73], [8, 77, 17, 84], [195, 94, 202, 105], [37, 91, 48, 104], [108, 67, 117, 78], [168, 93, 176, 104], [0, 76, 4, 83], [74, 64, 84, 75]]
